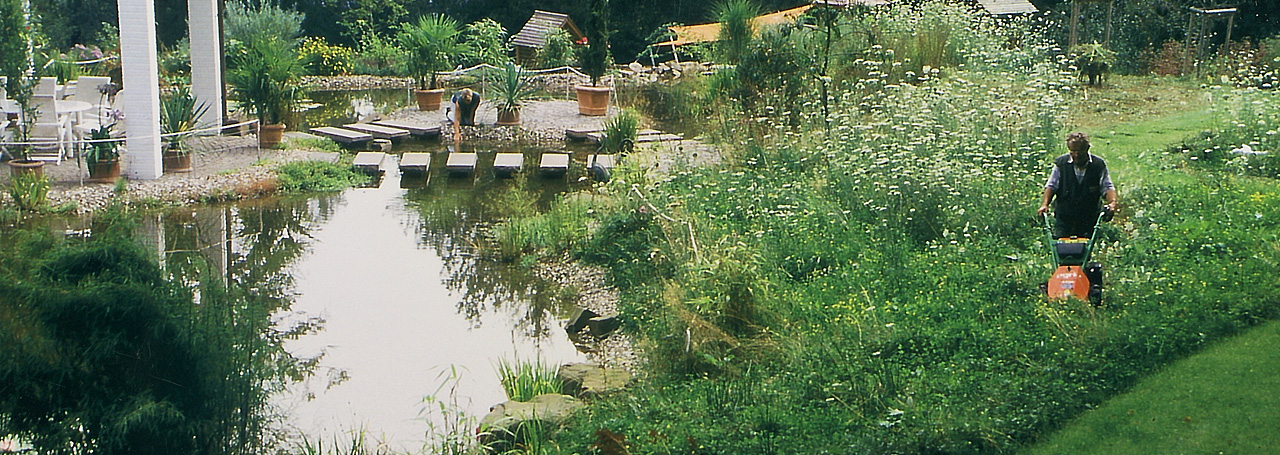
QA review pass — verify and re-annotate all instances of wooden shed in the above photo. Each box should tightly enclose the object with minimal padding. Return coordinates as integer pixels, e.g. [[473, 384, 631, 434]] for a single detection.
[[511, 10, 585, 65], [974, 0, 1038, 15]]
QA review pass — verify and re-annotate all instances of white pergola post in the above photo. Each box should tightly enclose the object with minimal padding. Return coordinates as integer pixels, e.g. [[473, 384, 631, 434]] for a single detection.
[[188, 0, 223, 128], [118, 0, 163, 180]]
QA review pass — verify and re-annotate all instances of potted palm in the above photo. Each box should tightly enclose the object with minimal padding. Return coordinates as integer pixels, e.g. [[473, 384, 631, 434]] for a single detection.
[[160, 86, 210, 173], [490, 62, 535, 126], [229, 40, 304, 148], [399, 14, 469, 111], [576, 0, 613, 116]]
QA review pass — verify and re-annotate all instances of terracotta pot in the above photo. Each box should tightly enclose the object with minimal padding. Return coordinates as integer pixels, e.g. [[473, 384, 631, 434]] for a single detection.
[[496, 108, 521, 126], [87, 160, 121, 184], [8, 159, 45, 179], [415, 89, 445, 111], [575, 85, 612, 116], [163, 150, 193, 173], [259, 123, 286, 148]]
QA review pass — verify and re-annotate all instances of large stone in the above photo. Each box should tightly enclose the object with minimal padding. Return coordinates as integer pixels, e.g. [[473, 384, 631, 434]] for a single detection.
[[587, 315, 620, 337], [566, 307, 601, 335], [478, 394, 583, 449], [558, 363, 631, 398]]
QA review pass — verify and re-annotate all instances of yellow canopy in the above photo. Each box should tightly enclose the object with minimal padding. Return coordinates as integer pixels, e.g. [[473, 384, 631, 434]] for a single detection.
[[655, 4, 814, 47]]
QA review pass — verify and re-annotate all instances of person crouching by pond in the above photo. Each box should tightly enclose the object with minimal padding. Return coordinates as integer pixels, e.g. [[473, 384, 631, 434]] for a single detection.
[[452, 88, 480, 143], [1037, 132, 1119, 238]]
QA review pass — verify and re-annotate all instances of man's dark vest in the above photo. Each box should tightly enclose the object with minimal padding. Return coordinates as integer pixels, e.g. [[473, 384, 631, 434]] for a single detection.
[[1054, 153, 1106, 224]]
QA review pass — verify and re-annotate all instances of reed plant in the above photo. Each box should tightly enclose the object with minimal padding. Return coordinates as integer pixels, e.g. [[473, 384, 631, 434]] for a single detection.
[[599, 108, 639, 156], [495, 357, 560, 402], [7, 172, 50, 212], [420, 366, 481, 455]]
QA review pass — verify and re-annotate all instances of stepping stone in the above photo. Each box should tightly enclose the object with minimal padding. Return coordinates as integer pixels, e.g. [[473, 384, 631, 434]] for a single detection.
[[636, 133, 682, 143], [446, 152, 478, 173], [352, 151, 385, 174], [310, 126, 372, 144], [539, 153, 570, 176], [586, 154, 618, 169], [493, 153, 524, 176], [399, 152, 431, 173], [565, 127, 602, 140], [343, 123, 410, 139], [372, 120, 441, 137]]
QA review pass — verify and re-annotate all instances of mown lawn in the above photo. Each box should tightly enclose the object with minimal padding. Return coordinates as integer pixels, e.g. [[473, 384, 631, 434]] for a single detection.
[[1019, 77, 1280, 454], [1023, 319, 1280, 454]]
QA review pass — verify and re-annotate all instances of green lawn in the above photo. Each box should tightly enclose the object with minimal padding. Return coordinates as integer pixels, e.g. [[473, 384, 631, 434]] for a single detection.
[[1023, 79, 1280, 455], [1023, 319, 1280, 454]]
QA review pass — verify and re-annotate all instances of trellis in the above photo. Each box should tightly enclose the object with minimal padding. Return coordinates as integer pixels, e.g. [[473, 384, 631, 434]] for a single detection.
[[1182, 6, 1238, 72], [1068, 0, 1115, 48]]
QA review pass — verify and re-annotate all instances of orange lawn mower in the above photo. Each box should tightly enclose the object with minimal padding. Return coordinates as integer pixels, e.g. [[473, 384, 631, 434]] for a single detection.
[[1041, 207, 1114, 305]]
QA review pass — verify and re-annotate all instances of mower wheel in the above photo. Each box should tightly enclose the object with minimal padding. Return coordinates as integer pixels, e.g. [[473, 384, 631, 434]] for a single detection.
[[1088, 284, 1103, 306]]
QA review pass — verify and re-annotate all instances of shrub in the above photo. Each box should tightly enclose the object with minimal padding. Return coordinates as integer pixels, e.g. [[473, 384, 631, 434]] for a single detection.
[[352, 31, 407, 77], [274, 160, 371, 192], [461, 18, 509, 68], [535, 28, 576, 70], [297, 37, 354, 76]]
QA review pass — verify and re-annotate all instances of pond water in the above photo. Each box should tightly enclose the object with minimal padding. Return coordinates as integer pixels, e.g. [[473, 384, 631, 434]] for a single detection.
[[156, 146, 599, 450], [297, 88, 414, 130]]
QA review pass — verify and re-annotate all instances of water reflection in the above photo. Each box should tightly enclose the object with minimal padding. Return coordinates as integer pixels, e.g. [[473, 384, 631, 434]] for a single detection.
[[154, 160, 584, 449], [299, 88, 412, 130]]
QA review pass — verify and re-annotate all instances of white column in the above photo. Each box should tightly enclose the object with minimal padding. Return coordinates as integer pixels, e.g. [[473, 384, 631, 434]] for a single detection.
[[188, 0, 223, 128], [117, 0, 163, 179]]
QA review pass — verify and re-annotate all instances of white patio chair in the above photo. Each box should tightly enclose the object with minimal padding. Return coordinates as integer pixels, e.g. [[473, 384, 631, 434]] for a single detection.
[[72, 76, 112, 109], [34, 77, 59, 97], [24, 95, 72, 163], [0, 76, 15, 118]]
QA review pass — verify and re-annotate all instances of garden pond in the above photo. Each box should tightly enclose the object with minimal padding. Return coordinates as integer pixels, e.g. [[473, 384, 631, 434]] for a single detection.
[[16, 87, 613, 450], [164, 151, 595, 450]]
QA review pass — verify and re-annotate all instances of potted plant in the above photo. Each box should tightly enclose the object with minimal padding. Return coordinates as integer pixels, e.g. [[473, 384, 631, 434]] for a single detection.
[[1073, 42, 1115, 86], [83, 107, 123, 183], [160, 86, 209, 173], [229, 39, 304, 148], [398, 14, 469, 111], [3, 77, 45, 178], [490, 62, 535, 126], [576, 0, 613, 116], [1, 0, 43, 177]]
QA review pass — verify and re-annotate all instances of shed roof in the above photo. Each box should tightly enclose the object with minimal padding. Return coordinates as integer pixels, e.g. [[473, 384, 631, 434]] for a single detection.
[[511, 10, 584, 50], [974, 0, 1038, 15], [811, 0, 892, 7], [655, 4, 814, 47]]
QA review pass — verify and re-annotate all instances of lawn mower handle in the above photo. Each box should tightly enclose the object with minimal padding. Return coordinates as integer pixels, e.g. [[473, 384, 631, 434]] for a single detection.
[[1043, 206, 1114, 268]]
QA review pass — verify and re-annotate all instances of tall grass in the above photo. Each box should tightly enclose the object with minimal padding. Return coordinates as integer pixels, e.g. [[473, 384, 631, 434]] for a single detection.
[[530, 1, 1280, 453], [495, 357, 560, 402]]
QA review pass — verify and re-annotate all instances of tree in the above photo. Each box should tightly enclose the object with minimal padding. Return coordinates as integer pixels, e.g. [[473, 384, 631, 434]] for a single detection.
[[580, 0, 612, 86]]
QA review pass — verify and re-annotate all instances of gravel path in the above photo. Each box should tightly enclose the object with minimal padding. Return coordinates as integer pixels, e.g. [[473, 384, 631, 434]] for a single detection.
[[2, 135, 329, 215]]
